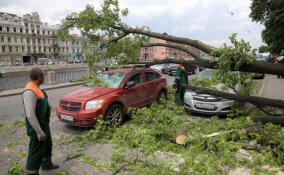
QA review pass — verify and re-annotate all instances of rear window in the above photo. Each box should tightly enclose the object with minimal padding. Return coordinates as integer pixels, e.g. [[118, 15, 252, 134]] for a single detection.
[[144, 71, 161, 81]]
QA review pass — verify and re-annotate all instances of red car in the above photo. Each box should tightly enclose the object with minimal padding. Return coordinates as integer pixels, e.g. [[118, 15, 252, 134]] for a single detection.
[[56, 68, 168, 127]]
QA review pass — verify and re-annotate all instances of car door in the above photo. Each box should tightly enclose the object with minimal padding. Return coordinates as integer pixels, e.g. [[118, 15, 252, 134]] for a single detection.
[[121, 72, 148, 108], [143, 71, 161, 104]]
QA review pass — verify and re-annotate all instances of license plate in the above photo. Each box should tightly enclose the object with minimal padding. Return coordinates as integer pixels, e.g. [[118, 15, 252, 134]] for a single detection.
[[195, 103, 215, 109], [61, 114, 74, 121]]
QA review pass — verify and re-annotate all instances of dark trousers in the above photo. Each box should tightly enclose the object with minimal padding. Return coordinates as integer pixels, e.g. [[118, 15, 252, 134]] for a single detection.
[[26, 134, 52, 175], [175, 87, 186, 106]]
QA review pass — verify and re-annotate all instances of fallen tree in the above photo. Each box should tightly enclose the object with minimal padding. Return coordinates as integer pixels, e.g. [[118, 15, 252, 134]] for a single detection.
[[58, 1, 284, 110], [182, 84, 284, 109]]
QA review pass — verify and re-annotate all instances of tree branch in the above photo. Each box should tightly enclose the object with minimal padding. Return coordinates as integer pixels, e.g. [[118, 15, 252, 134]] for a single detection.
[[182, 84, 284, 109], [100, 32, 130, 48], [141, 43, 202, 60], [113, 26, 214, 54]]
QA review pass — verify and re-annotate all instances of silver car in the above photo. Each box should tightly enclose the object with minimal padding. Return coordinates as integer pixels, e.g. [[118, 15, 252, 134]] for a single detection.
[[184, 69, 238, 115]]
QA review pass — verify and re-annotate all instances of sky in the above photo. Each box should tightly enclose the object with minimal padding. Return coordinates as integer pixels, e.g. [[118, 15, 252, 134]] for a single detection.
[[0, 0, 264, 49]]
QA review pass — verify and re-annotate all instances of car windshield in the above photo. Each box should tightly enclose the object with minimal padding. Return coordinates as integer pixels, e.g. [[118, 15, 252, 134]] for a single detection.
[[85, 72, 126, 88], [199, 69, 212, 80]]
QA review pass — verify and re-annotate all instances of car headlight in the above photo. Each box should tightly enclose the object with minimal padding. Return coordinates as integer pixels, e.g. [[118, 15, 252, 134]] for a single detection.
[[85, 99, 105, 110]]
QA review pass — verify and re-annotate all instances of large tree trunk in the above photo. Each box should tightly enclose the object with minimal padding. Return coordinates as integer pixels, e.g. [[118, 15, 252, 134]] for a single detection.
[[182, 84, 284, 109], [251, 116, 284, 125], [131, 58, 284, 76]]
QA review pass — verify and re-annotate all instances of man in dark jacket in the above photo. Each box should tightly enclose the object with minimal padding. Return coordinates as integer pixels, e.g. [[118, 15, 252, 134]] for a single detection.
[[173, 65, 188, 105], [22, 68, 59, 175]]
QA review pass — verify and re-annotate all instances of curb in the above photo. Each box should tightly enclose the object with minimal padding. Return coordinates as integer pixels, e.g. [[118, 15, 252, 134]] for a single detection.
[[257, 76, 267, 97], [0, 82, 84, 98]]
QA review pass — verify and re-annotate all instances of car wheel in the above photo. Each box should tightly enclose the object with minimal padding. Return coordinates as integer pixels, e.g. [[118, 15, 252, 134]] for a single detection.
[[105, 104, 125, 125], [157, 90, 167, 103]]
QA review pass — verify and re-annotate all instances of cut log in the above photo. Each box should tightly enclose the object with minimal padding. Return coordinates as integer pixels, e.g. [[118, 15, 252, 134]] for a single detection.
[[175, 130, 233, 145], [251, 116, 284, 125]]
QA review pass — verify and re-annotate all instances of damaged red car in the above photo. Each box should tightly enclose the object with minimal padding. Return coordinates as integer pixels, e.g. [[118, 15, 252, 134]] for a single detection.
[[56, 68, 167, 127]]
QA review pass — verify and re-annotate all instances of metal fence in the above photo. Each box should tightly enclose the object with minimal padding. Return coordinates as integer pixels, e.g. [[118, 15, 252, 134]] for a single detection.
[[56, 69, 88, 83], [0, 69, 88, 90]]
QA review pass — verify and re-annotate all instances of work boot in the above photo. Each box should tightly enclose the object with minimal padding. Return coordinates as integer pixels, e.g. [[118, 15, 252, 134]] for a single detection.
[[41, 158, 59, 171]]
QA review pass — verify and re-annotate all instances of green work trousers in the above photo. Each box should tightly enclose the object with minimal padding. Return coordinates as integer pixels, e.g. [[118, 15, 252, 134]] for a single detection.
[[175, 86, 186, 106], [26, 131, 52, 175]]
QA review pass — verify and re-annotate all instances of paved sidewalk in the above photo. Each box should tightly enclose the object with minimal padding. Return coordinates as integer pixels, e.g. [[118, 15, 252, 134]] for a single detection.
[[261, 74, 284, 100], [0, 82, 84, 98]]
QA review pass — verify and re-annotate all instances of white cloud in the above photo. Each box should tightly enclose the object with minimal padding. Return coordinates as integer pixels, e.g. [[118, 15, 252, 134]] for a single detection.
[[0, 0, 265, 49]]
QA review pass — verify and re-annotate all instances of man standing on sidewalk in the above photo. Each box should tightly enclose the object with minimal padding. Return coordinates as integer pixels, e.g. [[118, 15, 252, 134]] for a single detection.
[[22, 68, 58, 175]]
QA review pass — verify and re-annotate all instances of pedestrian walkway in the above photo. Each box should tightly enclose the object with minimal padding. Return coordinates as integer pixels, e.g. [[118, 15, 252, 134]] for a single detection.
[[261, 74, 284, 100], [0, 82, 84, 98]]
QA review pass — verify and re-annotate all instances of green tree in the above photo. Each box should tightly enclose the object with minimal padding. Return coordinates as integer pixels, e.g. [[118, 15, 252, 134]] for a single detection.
[[250, 0, 284, 54], [258, 45, 270, 53]]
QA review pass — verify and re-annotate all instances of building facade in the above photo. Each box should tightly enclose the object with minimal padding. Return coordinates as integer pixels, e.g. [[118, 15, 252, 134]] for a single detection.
[[0, 12, 90, 64], [140, 37, 204, 61]]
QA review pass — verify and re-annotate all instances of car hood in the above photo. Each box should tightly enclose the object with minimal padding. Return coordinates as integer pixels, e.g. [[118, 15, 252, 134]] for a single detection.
[[62, 86, 119, 101]]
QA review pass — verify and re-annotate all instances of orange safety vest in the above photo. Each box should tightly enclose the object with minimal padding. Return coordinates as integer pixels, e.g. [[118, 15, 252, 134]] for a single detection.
[[178, 66, 185, 70], [24, 81, 44, 99]]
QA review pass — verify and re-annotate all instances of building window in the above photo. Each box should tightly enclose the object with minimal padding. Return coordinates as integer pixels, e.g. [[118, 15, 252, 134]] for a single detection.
[[0, 26, 2, 31], [26, 29, 29, 33], [47, 31, 50, 35], [1, 36, 4, 42], [43, 39, 45, 44], [27, 38, 30, 44], [20, 28, 23, 33], [36, 25, 40, 29], [2, 46, 5, 52], [48, 39, 50, 44], [32, 29, 34, 33], [32, 39, 35, 44], [44, 47, 46, 52], [7, 27, 9, 32], [8, 37, 11, 43], [22, 46, 24, 53], [37, 30, 40, 34], [14, 37, 17, 43], [33, 46, 36, 52], [16, 46, 18, 52], [25, 23, 28, 27], [38, 38, 40, 44], [31, 24, 34, 28], [21, 37, 24, 43], [43, 30, 45, 35], [49, 47, 51, 52], [38, 46, 41, 52], [14, 27, 16, 32], [27, 46, 30, 52], [9, 46, 12, 52]]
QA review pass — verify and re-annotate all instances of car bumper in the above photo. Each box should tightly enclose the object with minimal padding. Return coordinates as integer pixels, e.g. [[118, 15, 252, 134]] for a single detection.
[[56, 106, 102, 127], [184, 98, 234, 115]]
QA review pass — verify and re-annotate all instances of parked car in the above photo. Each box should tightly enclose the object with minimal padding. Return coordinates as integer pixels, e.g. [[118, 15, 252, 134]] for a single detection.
[[167, 64, 197, 76], [150, 63, 173, 74], [23, 62, 34, 66], [56, 68, 168, 126], [0, 62, 9, 67], [39, 58, 49, 65], [184, 69, 239, 115], [0, 72, 4, 77]]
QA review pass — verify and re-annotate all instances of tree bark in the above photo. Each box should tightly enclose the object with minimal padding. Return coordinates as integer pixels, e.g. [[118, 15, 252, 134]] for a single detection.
[[182, 84, 284, 109], [130, 58, 284, 76], [251, 116, 284, 125]]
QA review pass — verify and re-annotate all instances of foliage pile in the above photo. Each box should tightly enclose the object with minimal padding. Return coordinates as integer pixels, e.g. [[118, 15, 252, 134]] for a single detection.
[[63, 91, 284, 174]]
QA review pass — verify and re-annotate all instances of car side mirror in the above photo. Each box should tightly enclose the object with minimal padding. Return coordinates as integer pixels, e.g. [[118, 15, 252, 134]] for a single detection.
[[124, 81, 136, 89]]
